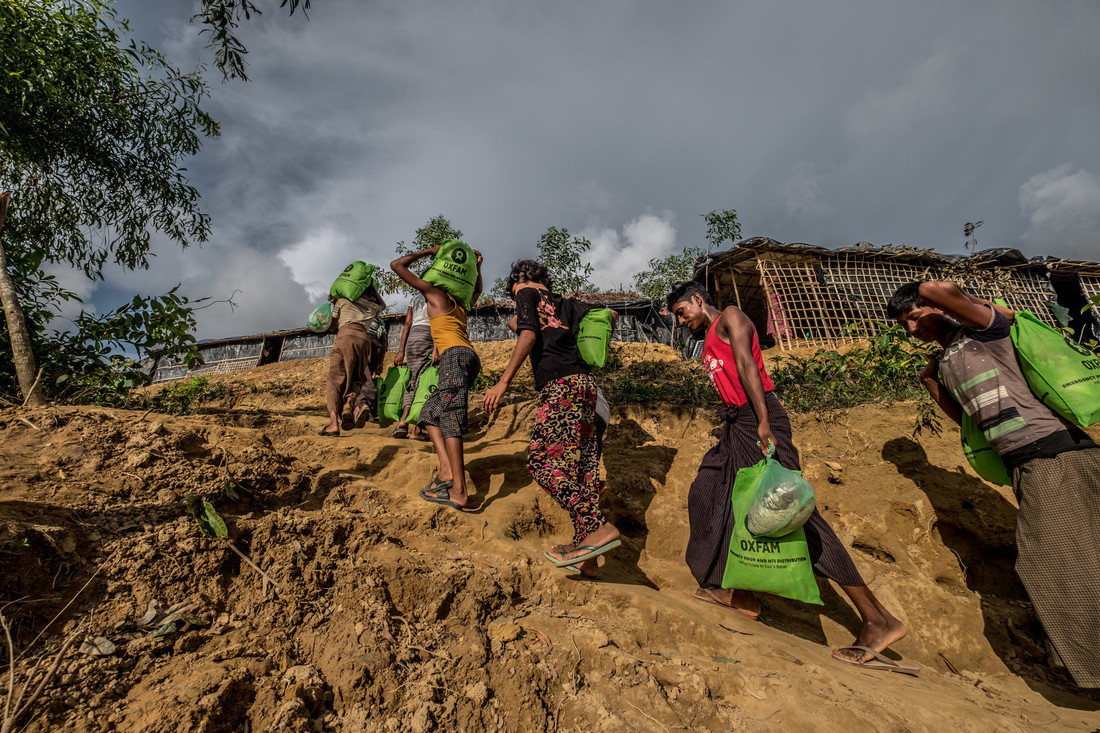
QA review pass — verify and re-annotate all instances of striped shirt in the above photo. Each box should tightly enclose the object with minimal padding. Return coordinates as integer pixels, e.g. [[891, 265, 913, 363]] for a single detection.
[[939, 307, 1073, 457]]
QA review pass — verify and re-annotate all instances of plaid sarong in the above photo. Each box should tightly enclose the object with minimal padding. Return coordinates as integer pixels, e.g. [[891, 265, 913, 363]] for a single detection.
[[417, 345, 480, 439], [1014, 447, 1100, 687]]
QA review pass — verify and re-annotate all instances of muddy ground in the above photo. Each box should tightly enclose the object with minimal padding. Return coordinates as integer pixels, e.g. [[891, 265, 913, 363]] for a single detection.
[[1, 341, 1098, 732]]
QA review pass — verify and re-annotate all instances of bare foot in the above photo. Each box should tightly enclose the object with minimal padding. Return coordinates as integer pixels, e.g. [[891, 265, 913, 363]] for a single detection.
[[693, 587, 761, 620], [340, 397, 356, 430], [833, 615, 908, 663]]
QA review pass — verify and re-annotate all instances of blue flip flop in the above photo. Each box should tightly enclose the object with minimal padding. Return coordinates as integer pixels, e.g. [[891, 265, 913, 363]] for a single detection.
[[547, 539, 621, 567]]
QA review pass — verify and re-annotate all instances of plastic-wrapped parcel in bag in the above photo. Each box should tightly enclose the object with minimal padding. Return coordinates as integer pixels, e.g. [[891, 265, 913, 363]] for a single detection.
[[744, 447, 817, 538]]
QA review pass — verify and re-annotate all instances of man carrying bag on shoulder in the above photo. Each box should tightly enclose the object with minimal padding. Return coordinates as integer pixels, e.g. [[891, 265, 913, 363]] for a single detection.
[[889, 280, 1100, 687]]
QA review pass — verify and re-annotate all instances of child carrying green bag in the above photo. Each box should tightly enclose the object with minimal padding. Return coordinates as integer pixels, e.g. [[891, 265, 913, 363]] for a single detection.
[[422, 239, 479, 310], [376, 366, 411, 427], [407, 366, 439, 424]]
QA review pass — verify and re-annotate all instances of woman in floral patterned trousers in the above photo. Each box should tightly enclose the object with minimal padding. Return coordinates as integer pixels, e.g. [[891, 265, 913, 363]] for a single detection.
[[528, 372, 606, 546]]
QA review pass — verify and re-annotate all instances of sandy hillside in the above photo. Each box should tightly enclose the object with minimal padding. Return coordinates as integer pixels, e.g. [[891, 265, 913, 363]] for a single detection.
[[1, 341, 1098, 732]]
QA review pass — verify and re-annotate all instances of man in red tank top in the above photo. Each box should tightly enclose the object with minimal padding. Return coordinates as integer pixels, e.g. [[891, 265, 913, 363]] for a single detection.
[[668, 281, 911, 670]]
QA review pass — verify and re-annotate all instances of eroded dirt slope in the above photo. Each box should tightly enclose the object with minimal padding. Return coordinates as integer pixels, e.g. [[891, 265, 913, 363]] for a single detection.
[[1, 342, 1098, 732]]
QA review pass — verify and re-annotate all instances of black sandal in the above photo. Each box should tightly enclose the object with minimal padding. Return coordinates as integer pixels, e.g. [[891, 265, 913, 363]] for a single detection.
[[354, 407, 371, 429], [419, 476, 453, 495]]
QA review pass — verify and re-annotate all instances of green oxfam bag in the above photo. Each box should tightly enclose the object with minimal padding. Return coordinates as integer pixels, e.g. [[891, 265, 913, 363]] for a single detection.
[[577, 308, 613, 368], [330, 262, 377, 302], [745, 447, 817, 538], [407, 366, 440, 424], [960, 414, 1011, 486], [377, 366, 411, 427], [423, 239, 477, 310], [1009, 310, 1100, 427], [721, 454, 822, 605], [307, 302, 333, 332]]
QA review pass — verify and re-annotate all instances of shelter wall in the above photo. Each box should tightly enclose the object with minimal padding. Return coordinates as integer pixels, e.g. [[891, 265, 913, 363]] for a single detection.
[[710, 250, 1061, 350], [152, 300, 676, 383]]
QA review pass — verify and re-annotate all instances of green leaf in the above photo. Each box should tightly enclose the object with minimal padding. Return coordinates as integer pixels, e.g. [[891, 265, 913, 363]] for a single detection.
[[202, 499, 228, 538], [152, 621, 177, 638]]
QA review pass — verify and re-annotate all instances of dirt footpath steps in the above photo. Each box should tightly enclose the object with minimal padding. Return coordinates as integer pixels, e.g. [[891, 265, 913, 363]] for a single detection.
[[0, 402, 1098, 731]]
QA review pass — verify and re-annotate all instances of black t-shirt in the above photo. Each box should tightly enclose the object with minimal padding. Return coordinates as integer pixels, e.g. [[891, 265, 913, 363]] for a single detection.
[[515, 287, 593, 390]]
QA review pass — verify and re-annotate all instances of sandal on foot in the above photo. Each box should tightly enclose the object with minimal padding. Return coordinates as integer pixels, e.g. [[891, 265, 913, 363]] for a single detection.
[[419, 476, 453, 497], [354, 407, 371, 429], [391, 425, 409, 438], [692, 587, 760, 620], [420, 485, 462, 510], [547, 539, 621, 567], [832, 646, 919, 676], [340, 405, 355, 431], [317, 428, 341, 437]]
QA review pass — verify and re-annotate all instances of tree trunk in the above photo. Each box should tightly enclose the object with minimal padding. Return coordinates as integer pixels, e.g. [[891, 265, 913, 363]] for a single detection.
[[0, 191, 47, 407]]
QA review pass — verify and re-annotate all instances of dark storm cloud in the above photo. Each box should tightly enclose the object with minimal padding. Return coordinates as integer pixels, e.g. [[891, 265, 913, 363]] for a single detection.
[[85, 0, 1100, 339]]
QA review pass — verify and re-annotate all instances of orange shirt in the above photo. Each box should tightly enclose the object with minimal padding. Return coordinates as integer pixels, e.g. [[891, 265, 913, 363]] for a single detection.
[[429, 297, 472, 353]]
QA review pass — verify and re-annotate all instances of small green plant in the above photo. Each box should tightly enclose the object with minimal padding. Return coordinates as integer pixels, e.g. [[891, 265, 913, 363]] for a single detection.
[[769, 323, 938, 432], [264, 381, 296, 398], [0, 536, 29, 554], [602, 359, 719, 407], [223, 478, 254, 502], [145, 376, 226, 415], [472, 368, 504, 392], [913, 398, 943, 437], [184, 494, 228, 538]]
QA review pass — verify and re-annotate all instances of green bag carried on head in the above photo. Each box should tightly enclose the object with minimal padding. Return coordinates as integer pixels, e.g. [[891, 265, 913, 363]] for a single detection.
[[721, 454, 822, 605], [330, 261, 377, 302], [422, 239, 478, 310], [1009, 310, 1100, 427], [960, 413, 1011, 486], [576, 308, 613, 368], [377, 366, 411, 427], [407, 366, 440, 424], [307, 302, 333, 332]]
